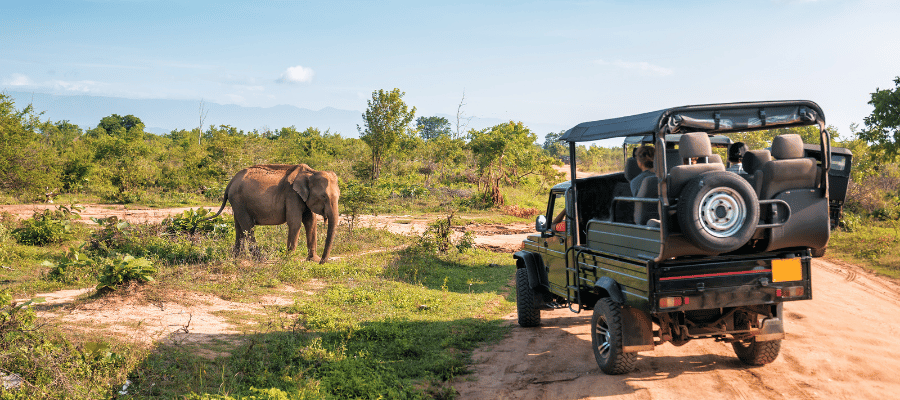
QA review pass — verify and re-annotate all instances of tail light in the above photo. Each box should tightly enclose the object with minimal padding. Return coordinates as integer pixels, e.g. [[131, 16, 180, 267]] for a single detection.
[[777, 286, 805, 298], [659, 296, 688, 308]]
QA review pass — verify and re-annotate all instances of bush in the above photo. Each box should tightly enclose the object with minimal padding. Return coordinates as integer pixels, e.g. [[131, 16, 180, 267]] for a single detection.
[[454, 191, 493, 211], [420, 211, 474, 254], [11, 205, 82, 246], [87, 216, 133, 256], [96, 254, 156, 292], [341, 181, 385, 233], [164, 207, 228, 236], [44, 248, 99, 285]]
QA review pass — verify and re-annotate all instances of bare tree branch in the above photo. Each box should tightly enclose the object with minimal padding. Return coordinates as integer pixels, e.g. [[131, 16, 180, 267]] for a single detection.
[[198, 99, 209, 145], [455, 90, 475, 140]]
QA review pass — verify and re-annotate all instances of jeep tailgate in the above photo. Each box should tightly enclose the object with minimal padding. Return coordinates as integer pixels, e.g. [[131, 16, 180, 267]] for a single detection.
[[652, 253, 812, 313]]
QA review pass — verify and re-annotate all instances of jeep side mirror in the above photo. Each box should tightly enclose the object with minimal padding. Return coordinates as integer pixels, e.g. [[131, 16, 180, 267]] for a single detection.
[[535, 215, 548, 232]]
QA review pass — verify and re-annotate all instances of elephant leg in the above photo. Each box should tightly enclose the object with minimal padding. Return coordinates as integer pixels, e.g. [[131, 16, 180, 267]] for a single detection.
[[233, 209, 257, 258], [233, 221, 245, 256], [302, 209, 320, 262], [286, 218, 302, 252], [247, 229, 262, 260]]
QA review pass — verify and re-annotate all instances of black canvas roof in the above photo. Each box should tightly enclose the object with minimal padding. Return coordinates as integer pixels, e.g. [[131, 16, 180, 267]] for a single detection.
[[560, 100, 825, 143]]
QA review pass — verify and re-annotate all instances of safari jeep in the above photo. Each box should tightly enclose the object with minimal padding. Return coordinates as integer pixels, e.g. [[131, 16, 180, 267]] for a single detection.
[[514, 101, 849, 374]]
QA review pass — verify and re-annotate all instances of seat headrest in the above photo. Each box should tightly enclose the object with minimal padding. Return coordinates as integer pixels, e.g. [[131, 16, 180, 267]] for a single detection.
[[707, 154, 723, 164], [679, 132, 712, 159], [624, 157, 641, 180], [743, 150, 771, 174], [771, 134, 805, 159]]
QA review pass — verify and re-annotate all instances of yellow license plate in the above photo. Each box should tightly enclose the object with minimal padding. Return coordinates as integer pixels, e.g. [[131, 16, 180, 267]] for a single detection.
[[772, 258, 802, 282]]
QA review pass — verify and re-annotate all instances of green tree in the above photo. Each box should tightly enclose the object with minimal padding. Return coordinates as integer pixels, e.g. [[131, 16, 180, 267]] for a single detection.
[[425, 135, 468, 183], [469, 121, 554, 204], [87, 114, 159, 201], [543, 130, 567, 159], [0, 94, 62, 199], [862, 76, 900, 160], [416, 116, 451, 141], [358, 88, 416, 179]]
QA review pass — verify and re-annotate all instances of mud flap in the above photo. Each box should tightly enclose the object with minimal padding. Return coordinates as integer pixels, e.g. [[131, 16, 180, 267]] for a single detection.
[[754, 318, 785, 341], [622, 306, 655, 352]]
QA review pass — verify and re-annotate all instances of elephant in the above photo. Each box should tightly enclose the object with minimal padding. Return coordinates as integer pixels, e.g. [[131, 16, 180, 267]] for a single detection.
[[207, 164, 340, 263]]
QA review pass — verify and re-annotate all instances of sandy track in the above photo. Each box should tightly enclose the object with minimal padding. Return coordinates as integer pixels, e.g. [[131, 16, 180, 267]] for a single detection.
[[0, 204, 231, 224]]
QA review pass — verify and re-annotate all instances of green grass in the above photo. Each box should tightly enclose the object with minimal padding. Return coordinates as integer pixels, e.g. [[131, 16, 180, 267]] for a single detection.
[[827, 214, 900, 278], [0, 208, 518, 399]]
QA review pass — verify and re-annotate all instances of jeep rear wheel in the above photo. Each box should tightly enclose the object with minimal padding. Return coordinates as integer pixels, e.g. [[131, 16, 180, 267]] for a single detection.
[[678, 171, 759, 254], [732, 338, 781, 365], [591, 298, 637, 374], [515, 268, 540, 327]]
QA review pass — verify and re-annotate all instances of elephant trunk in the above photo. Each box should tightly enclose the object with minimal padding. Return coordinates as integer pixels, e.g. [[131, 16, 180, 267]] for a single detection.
[[320, 209, 338, 264]]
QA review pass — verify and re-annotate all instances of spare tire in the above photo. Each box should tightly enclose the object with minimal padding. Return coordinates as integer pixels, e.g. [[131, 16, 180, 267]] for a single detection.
[[677, 171, 759, 254]]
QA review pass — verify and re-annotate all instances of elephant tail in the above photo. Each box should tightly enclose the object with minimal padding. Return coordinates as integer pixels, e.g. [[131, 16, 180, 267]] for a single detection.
[[203, 181, 231, 220]]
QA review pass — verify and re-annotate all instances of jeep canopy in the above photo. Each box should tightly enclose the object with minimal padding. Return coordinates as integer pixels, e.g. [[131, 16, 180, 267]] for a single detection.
[[560, 100, 826, 142]]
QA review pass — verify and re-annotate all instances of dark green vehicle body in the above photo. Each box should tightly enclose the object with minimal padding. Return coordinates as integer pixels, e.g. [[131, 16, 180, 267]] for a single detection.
[[514, 101, 846, 373]]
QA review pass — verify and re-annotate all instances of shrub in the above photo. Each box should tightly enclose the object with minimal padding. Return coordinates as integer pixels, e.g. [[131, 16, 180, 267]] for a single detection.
[[164, 207, 228, 236], [420, 211, 474, 254], [44, 248, 99, 285], [96, 254, 156, 292], [87, 216, 133, 256], [454, 191, 493, 211], [341, 181, 384, 233], [11, 205, 83, 245]]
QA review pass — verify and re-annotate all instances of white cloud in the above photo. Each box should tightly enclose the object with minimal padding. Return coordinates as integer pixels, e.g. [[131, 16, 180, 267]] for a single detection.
[[594, 59, 673, 76], [5, 73, 33, 86], [52, 80, 103, 92], [3, 73, 105, 93], [277, 65, 315, 84]]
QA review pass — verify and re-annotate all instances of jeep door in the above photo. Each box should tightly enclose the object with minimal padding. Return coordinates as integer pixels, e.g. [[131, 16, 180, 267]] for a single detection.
[[541, 190, 570, 294]]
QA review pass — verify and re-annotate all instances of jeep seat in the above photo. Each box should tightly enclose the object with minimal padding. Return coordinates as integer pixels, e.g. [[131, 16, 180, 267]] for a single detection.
[[667, 132, 725, 200], [741, 149, 772, 196], [757, 134, 817, 199], [625, 157, 641, 181]]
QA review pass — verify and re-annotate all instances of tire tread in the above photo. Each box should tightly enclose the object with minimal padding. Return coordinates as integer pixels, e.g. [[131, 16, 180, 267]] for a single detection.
[[733, 338, 781, 365], [515, 268, 541, 327], [592, 298, 637, 374]]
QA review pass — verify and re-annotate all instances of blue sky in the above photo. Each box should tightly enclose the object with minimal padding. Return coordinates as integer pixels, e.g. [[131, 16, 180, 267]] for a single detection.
[[2, 0, 899, 138]]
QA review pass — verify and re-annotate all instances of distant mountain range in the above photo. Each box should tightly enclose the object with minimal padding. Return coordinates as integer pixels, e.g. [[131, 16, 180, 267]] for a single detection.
[[4, 91, 568, 139]]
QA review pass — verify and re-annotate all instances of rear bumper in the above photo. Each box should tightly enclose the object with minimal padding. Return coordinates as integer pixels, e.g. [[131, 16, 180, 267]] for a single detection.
[[651, 281, 810, 314]]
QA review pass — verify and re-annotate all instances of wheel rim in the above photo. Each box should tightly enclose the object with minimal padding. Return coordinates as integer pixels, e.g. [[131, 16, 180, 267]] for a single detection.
[[595, 315, 612, 360], [697, 187, 746, 238]]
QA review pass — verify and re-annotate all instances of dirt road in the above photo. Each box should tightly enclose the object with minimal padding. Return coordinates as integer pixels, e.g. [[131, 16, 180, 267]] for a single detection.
[[5, 204, 900, 398]]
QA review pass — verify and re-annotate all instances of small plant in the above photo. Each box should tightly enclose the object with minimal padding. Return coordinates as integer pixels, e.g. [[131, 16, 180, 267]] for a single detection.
[[88, 216, 133, 255], [96, 254, 157, 292], [11, 205, 82, 245], [44, 247, 98, 284], [1, 290, 40, 335], [165, 207, 227, 235], [421, 211, 474, 253]]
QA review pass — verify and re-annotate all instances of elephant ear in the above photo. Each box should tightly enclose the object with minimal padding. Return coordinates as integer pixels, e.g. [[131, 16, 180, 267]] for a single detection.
[[290, 169, 311, 203]]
